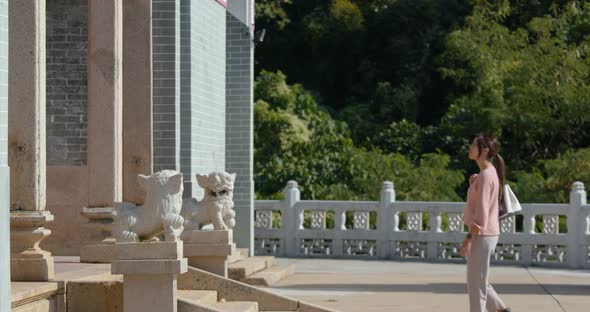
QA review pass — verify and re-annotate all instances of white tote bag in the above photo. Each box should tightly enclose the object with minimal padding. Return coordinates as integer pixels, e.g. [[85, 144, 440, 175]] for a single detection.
[[501, 184, 522, 219]]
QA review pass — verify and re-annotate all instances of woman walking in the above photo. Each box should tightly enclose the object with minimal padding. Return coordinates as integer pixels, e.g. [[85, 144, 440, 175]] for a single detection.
[[460, 134, 511, 312]]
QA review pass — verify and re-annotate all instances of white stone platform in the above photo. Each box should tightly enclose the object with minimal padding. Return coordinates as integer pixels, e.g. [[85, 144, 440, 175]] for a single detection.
[[11, 256, 590, 312], [267, 258, 590, 312]]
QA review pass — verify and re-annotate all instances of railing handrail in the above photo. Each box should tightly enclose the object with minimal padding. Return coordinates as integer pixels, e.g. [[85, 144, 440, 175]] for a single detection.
[[253, 180, 589, 269]]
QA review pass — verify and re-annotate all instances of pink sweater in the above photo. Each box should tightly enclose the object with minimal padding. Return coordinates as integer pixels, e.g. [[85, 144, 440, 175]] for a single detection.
[[463, 167, 500, 236]]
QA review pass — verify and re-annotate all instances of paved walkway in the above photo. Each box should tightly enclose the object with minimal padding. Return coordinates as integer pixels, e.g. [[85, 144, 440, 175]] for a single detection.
[[268, 258, 590, 312]]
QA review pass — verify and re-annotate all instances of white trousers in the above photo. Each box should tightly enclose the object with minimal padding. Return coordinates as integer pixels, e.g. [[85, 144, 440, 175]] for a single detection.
[[466, 235, 506, 312]]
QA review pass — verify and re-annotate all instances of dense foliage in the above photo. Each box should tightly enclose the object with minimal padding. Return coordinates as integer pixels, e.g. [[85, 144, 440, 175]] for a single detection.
[[254, 0, 590, 202], [254, 71, 464, 201]]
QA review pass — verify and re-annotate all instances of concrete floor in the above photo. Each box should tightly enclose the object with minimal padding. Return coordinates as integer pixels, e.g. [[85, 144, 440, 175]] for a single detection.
[[11, 257, 590, 312], [268, 258, 590, 312]]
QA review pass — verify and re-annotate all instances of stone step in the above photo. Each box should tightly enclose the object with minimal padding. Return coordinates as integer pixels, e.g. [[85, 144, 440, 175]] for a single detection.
[[240, 264, 296, 286], [178, 266, 301, 311], [179, 300, 259, 312], [228, 256, 274, 280], [178, 290, 258, 312], [209, 301, 259, 312], [65, 274, 123, 312], [178, 290, 218, 305], [228, 248, 249, 264], [178, 301, 218, 312]]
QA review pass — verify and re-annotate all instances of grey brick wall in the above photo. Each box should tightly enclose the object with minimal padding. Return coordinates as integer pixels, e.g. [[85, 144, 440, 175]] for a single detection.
[[46, 0, 88, 166], [225, 12, 254, 250], [179, 0, 192, 195], [153, 0, 181, 173], [180, 0, 226, 198]]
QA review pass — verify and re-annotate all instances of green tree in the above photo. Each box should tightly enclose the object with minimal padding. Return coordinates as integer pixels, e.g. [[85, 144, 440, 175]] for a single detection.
[[254, 70, 357, 199], [438, 1, 590, 191], [255, 0, 469, 127], [254, 71, 464, 202], [254, 1, 590, 203]]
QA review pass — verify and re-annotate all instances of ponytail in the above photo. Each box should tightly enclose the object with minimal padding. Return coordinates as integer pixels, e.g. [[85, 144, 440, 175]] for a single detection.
[[494, 154, 505, 200], [474, 133, 505, 202]]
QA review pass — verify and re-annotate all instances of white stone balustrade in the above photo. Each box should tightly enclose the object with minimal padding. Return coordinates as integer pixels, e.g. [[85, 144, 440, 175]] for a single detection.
[[254, 181, 590, 269]]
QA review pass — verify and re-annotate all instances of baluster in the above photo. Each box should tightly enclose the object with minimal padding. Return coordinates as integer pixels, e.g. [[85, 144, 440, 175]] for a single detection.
[[524, 212, 536, 234], [335, 209, 346, 230], [393, 212, 400, 232], [296, 208, 304, 230], [427, 211, 441, 260], [430, 211, 442, 233], [521, 211, 535, 266], [333, 209, 345, 257]]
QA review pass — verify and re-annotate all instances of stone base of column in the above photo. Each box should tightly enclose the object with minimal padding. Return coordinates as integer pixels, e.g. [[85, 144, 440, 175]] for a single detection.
[[112, 241, 187, 312], [181, 230, 235, 277], [80, 207, 115, 263], [80, 237, 115, 263], [11, 251, 54, 281], [10, 210, 55, 281]]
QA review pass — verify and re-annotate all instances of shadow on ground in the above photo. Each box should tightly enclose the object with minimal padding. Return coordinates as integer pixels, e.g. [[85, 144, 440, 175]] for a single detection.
[[272, 283, 590, 296]]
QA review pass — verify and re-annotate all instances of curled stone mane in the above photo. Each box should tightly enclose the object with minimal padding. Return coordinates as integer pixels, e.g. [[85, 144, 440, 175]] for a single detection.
[[145, 170, 183, 216], [202, 171, 234, 191], [151, 170, 180, 181]]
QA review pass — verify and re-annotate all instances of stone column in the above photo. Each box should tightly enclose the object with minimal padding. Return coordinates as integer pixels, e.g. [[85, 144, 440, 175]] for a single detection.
[[568, 182, 587, 269], [226, 2, 255, 256], [283, 181, 300, 257], [112, 242, 187, 312], [0, 0, 10, 306], [378, 181, 395, 259], [123, 0, 152, 205], [81, 0, 123, 263], [8, 0, 54, 281], [87, 0, 123, 207], [182, 230, 235, 277]]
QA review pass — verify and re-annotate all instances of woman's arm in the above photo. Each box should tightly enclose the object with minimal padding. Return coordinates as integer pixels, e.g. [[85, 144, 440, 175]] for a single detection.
[[472, 174, 491, 234], [460, 225, 479, 257], [461, 173, 493, 256], [468, 224, 479, 236]]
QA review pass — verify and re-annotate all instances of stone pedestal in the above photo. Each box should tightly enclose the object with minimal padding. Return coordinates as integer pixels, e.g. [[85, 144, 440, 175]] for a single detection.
[[10, 211, 54, 281], [112, 241, 187, 312], [80, 238, 115, 263], [182, 230, 235, 277], [8, 0, 54, 282], [80, 207, 115, 263]]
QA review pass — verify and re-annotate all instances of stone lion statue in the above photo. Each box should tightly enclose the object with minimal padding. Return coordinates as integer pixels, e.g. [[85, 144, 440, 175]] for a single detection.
[[181, 171, 236, 231], [113, 170, 185, 242]]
